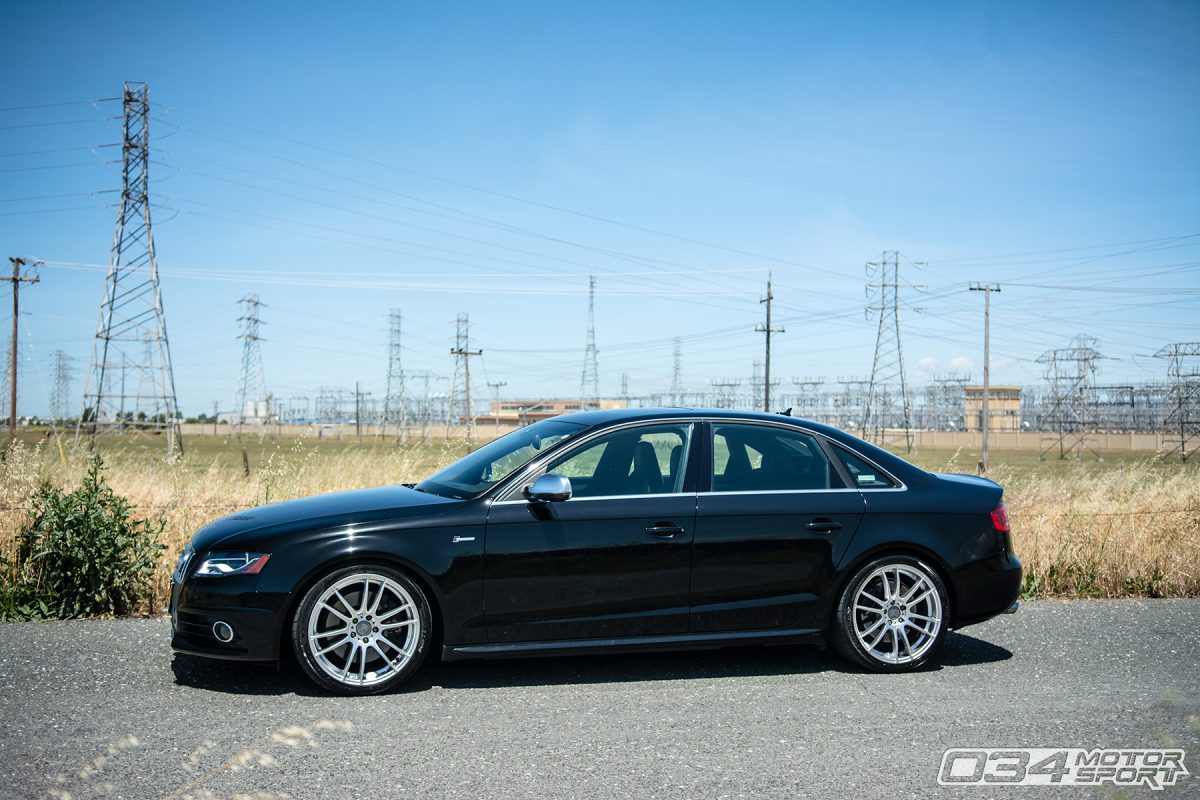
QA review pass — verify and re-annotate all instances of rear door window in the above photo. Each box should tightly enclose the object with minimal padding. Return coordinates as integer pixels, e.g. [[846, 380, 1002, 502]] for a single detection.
[[711, 424, 842, 491]]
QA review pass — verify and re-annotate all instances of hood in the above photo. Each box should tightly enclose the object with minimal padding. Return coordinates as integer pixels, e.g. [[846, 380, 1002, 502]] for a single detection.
[[188, 485, 458, 552]]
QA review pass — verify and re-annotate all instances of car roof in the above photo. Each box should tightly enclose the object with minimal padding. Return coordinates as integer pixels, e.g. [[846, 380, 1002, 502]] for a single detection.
[[554, 406, 833, 432]]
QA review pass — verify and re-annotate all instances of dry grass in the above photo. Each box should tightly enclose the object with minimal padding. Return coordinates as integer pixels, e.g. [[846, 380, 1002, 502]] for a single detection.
[[1, 431, 1197, 607], [910, 447, 1200, 598]]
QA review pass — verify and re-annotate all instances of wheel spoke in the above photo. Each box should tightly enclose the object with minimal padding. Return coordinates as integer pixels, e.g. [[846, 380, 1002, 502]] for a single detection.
[[331, 590, 354, 616], [854, 604, 886, 615], [370, 642, 396, 669], [314, 627, 348, 640], [358, 579, 371, 615], [858, 591, 886, 608], [379, 618, 416, 631], [904, 619, 935, 637], [901, 578, 927, 604], [375, 603, 413, 623], [859, 617, 885, 639], [867, 625, 888, 651], [320, 603, 351, 624], [879, 572, 891, 600], [909, 588, 935, 607], [898, 625, 913, 656], [907, 611, 936, 623], [890, 629, 899, 660], [339, 642, 357, 681], [315, 636, 351, 656], [357, 642, 368, 681]]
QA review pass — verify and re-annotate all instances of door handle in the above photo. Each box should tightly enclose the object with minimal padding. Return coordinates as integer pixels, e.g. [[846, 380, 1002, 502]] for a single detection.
[[805, 518, 842, 533], [645, 522, 686, 538]]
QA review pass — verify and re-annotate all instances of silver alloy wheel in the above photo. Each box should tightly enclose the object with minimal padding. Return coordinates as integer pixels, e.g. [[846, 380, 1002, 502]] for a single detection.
[[306, 572, 421, 687], [851, 563, 943, 665]]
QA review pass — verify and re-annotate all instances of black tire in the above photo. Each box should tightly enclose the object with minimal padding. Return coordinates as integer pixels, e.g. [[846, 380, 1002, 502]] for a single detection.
[[292, 564, 431, 695], [831, 554, 950, 673]]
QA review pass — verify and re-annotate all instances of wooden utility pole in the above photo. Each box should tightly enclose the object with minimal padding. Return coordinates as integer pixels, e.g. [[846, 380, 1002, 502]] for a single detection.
[[969, 282, 1000, 472], [488, 381, 507, 438], [755, 274, 784, 412], [7, 258, 39, 447]]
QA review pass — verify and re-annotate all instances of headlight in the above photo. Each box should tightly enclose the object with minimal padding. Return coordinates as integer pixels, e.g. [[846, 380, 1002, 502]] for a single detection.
[[193, 551, 271, 577]]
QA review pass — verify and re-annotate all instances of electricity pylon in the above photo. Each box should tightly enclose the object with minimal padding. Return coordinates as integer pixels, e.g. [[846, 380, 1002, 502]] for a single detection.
[[380, 309, 407, 442], [235, 294, 268, 428], [580, 276, 600, 409], [863, 251, 917, 451], [77, 82, 182, 456], [1037, 334, 1104, 460], [1155, 341, 1200, 461]]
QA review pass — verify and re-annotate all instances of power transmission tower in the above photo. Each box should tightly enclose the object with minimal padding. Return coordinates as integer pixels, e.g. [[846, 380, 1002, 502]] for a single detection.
[[864, 251, 918, 451], [1154, 342, 1200, 461], [6, 257, 40, 445], [670, 337, 683, 406], [77, 82, 182, 456], [969, 282, 1001, 471], [50, 350, 77, 422], [449, 313, 482, 450], [235, 295, 268, 430], [580, 275, 600, 409], [755, 274, 784, 412], [791, 378, 826, 422], [711, 378, 742, 409], [380, 309, 407, 442], [1037, 335, 1105, 460]]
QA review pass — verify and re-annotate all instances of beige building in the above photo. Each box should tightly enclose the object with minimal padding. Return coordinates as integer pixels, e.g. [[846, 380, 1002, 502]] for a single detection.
[[964, 385, 1022, 431], [484, 398, 628, 426]]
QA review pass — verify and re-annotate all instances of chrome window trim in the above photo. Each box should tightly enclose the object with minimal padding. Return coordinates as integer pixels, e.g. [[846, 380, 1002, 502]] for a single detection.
[[491, 417, 699, 503], [493, 491, 694, 506], [698, 488, 863, 497]]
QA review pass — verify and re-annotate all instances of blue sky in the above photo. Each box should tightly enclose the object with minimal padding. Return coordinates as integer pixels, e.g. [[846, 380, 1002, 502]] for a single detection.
[[2, 0, 1198, 416]]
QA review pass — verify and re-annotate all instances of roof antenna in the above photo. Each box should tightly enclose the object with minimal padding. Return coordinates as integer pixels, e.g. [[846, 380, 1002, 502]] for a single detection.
[[778, 407, 793, 417]]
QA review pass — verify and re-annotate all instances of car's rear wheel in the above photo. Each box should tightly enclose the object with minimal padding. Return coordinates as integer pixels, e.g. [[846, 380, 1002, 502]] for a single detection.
[[292, 565, 431, 694], [832, 555, 948, 672]]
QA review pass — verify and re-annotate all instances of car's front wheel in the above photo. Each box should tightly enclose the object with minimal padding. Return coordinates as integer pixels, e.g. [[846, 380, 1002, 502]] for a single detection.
[[832, 555, 949, 672], [292, 565, 431, 694]]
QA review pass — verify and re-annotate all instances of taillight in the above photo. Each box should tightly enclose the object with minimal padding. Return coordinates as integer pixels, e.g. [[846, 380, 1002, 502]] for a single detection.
[[990, 504, 1010, 533]]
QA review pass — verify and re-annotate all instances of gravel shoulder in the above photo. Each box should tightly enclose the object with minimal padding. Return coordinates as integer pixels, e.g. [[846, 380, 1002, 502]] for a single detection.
[[0, 599, 1197, 799]]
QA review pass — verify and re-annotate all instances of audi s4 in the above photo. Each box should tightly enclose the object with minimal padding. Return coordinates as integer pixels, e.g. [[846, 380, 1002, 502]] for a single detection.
[[169, 408, 1021, 694]]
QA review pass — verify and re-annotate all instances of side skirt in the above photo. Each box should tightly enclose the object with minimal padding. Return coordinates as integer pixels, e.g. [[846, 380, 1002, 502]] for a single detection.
[[441, 627, 824, 662]]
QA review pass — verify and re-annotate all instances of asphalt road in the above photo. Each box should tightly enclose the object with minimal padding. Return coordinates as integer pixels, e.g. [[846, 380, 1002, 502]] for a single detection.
[[0, 600, 1196, 800]]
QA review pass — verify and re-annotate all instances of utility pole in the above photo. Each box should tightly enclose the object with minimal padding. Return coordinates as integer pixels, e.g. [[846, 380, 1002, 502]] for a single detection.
[[355, 381, 362, 441], [450, 313, 483, 451], [7, 257, 39, 447], [211, 400, 219, 436], [488, 381, 507, 437], [755, 274, 784, 412], [969, 282, 1000, 472]]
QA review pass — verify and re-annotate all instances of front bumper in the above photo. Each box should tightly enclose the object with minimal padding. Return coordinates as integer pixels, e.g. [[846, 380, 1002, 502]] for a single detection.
[[169, 574, 284, 662]]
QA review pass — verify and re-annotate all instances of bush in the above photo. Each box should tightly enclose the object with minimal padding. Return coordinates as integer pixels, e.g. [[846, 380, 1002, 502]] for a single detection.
[[1, 455, 165, 619]]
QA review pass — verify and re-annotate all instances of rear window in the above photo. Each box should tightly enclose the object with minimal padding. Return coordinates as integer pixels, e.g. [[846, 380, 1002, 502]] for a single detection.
[[834, 446, 897, 489]]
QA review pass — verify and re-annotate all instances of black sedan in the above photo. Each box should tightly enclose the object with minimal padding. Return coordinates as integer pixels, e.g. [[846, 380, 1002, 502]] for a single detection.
[[170, 408, 1021, 694]]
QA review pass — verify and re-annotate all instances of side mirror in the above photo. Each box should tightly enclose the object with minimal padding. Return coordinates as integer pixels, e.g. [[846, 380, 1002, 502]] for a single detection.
[[527, 473, 572, 503]]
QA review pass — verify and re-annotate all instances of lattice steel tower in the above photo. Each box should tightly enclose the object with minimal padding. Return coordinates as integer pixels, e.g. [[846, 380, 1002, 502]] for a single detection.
[[863, 251, 915, 451], [77, 82, 182, 455], [235, 294, 268, 426], [1037, 334, 1104, 460], [380, 309, 407, 441], [1155, 341, 1200, 461], [670, 337, 683, 406], [580, 276, 599, 409]]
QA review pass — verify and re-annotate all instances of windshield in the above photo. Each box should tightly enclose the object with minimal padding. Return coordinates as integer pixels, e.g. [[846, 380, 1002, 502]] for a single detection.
[[415, 419, 587, 499]]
